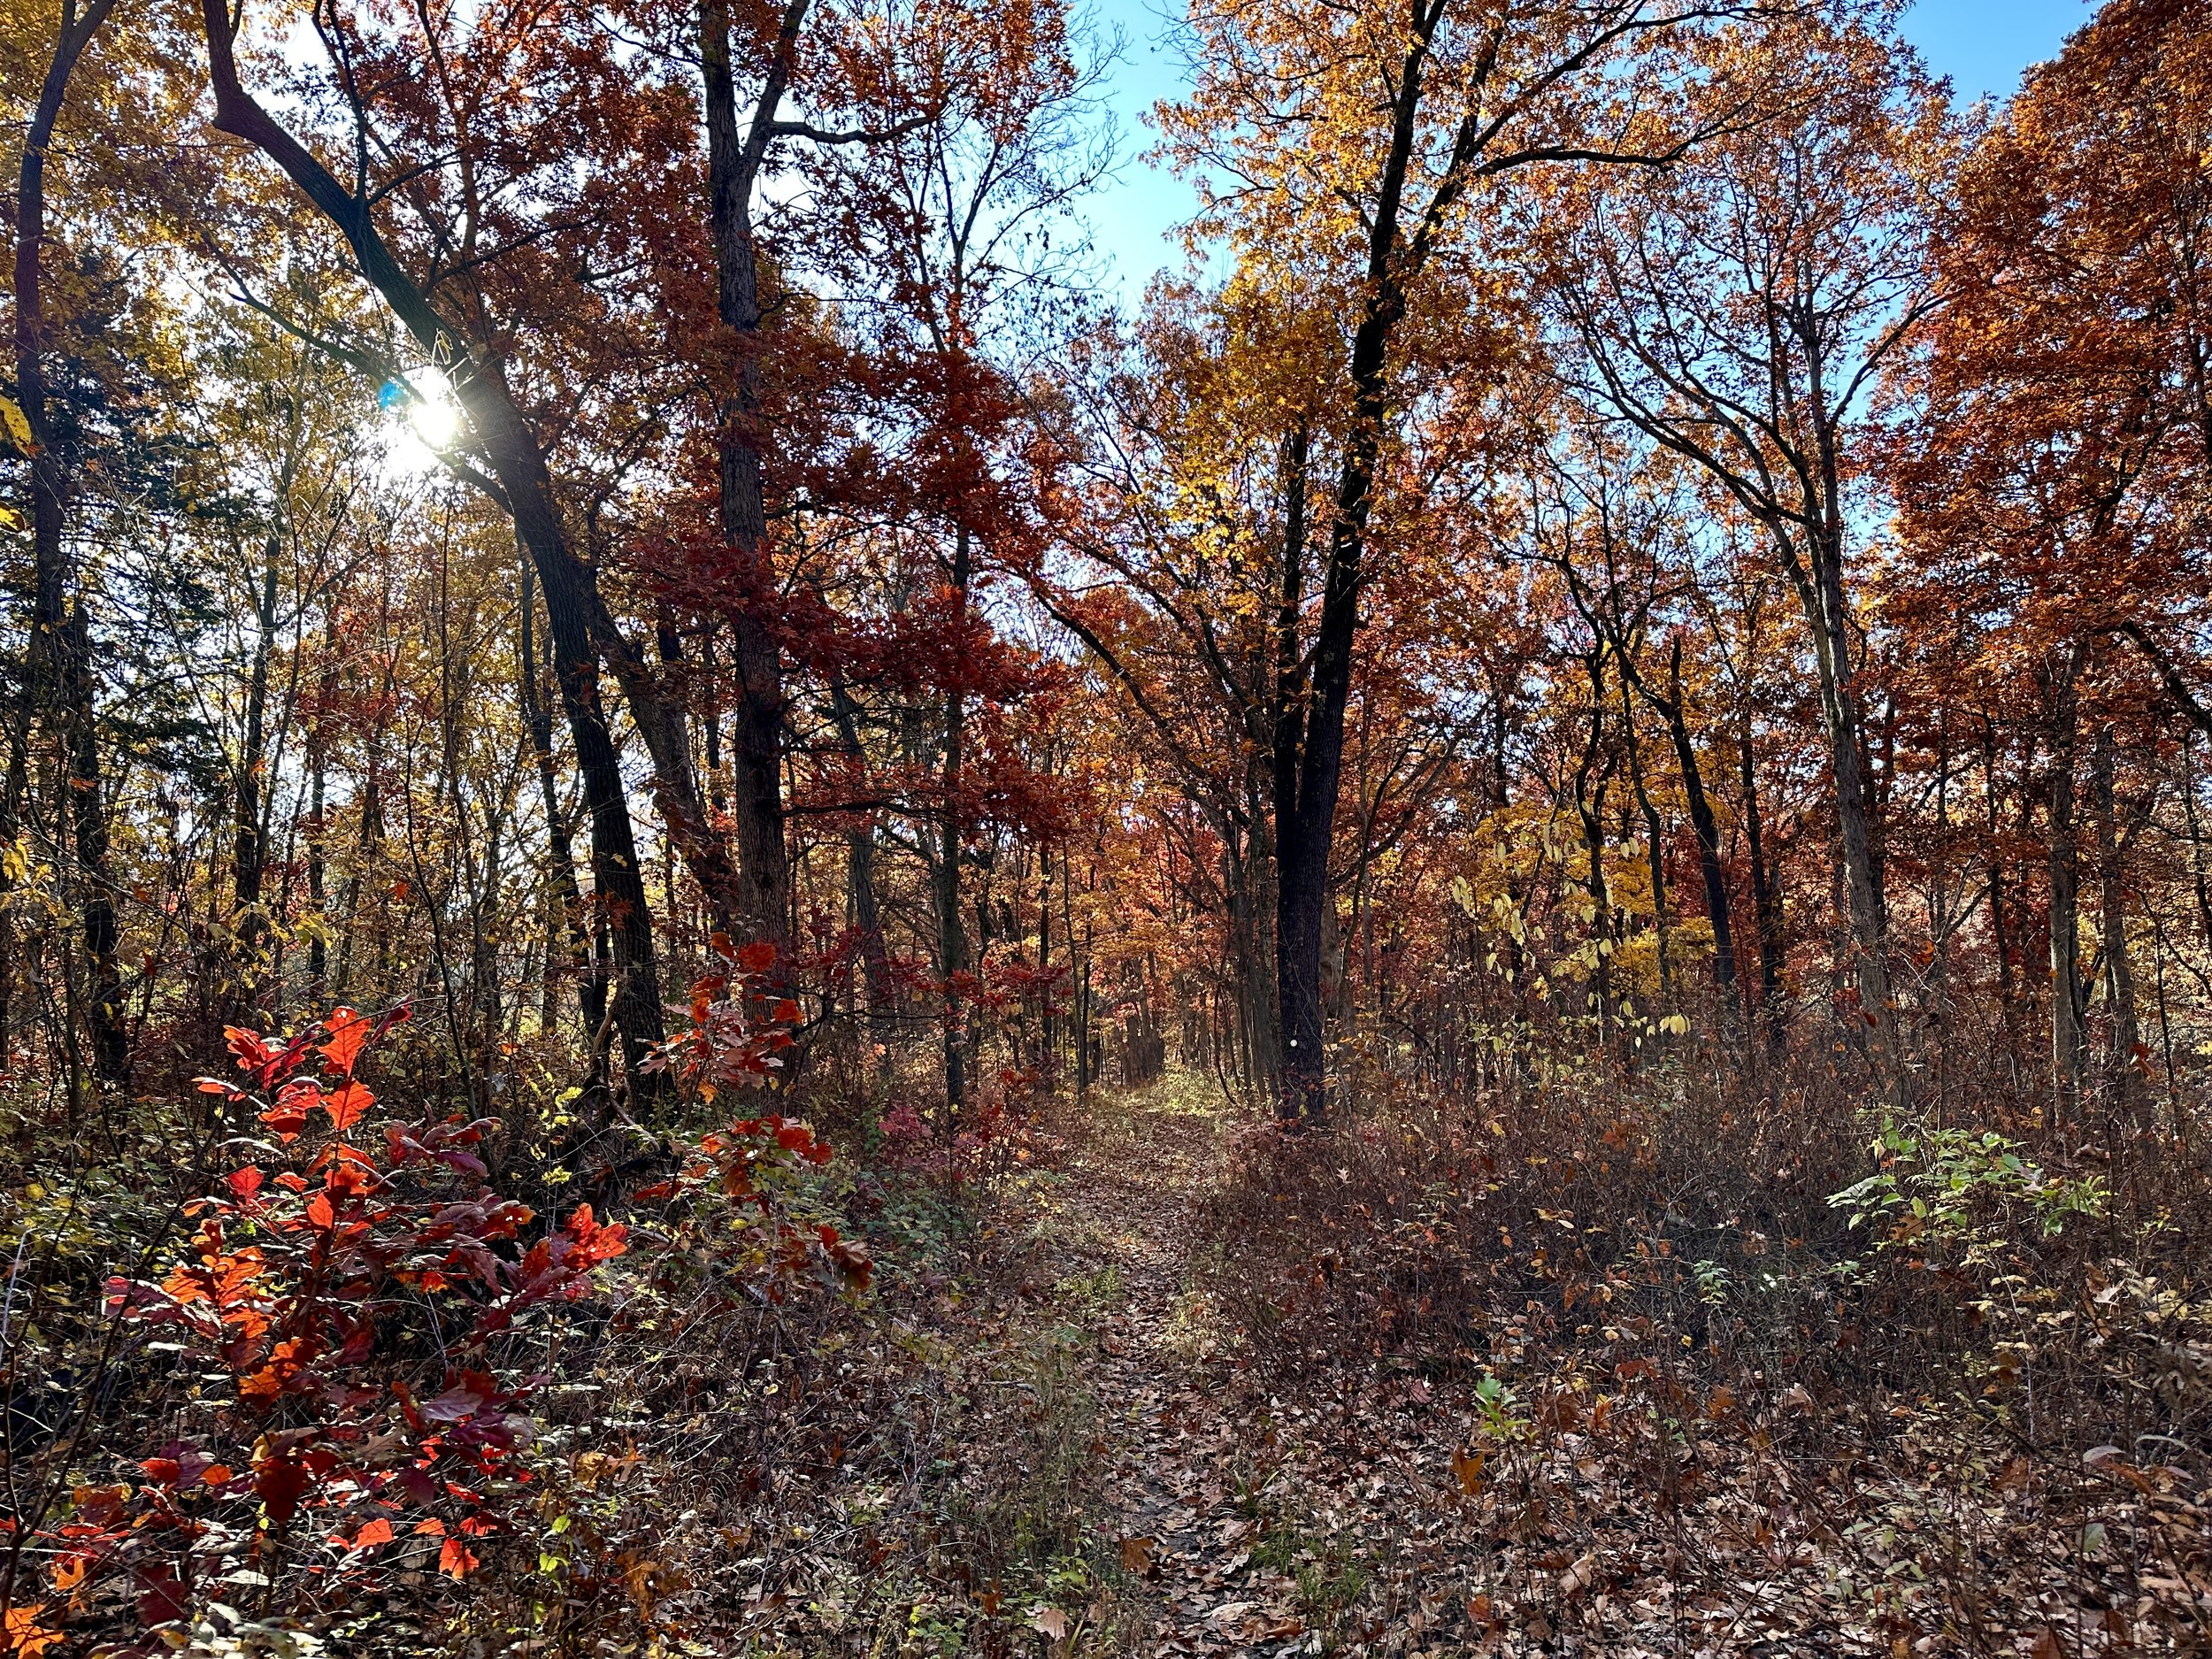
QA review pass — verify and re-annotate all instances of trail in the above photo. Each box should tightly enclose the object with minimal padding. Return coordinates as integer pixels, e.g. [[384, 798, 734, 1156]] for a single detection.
[[1022, 1087, 2185, 1659], [1044, 1087, 1325, 1656]]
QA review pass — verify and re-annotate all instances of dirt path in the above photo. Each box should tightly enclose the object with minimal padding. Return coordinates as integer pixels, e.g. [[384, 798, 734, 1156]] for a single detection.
[[1018, 1086, 2212, 1659], [1045, 1087, 1326, 1657]]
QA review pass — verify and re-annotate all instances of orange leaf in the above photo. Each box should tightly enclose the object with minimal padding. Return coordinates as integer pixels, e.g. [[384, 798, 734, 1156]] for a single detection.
[[324, 1080, 375, 1131], [438, 1537, 480, 1578], [319, 1007, 373, 1076], [352, 1517, 394, 1549], [3, 1604, 62, 1658]]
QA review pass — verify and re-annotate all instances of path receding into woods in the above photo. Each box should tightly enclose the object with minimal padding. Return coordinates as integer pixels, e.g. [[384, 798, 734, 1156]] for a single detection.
[[971, 1085, 2207, 1658]]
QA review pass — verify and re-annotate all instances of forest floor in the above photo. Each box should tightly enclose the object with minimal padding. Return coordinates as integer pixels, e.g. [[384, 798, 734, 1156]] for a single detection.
[[701, 1077, 2210, 1659], [916, 1084, 2194, 1659]]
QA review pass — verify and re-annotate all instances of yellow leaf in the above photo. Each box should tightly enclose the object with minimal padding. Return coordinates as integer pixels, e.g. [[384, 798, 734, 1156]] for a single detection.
[[0, 396, 33, 454]]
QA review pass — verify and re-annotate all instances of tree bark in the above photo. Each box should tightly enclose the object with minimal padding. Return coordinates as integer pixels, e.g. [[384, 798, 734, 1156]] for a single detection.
[[2092, 721, 2142, 1130], [1741, 724, 1782, 1038], [11, 0, 125, 1085], [2046, 652, 2085, 1133], [700, 0, 795, 958], [518, 558, 610, 1057], [230, 549, 279, 1018], [1645, 640, 1736, 997], [938, 526, 972, 1116], [1785, 515, 1897, 1098]]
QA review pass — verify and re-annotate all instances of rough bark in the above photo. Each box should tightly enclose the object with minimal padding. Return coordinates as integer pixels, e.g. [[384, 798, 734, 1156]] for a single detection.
[[699, 0, 796, 956]]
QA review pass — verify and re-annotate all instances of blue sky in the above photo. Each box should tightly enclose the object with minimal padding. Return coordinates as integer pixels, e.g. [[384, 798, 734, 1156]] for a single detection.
[[1079, 0, 2095, 305]]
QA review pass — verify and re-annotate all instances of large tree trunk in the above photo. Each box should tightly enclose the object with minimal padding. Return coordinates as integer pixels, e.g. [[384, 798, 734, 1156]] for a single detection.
[[11, 0, 125, 1087], [1275, 2, 1445, 1124], [200, 0, 667, 1100], [700, 0, 795, 958], [471, 380, 666, 1099]]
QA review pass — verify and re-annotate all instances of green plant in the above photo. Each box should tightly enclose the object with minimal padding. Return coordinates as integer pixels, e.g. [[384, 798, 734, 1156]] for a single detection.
[[1471, 1371, 1529, 1442], [1828, 1121, 2107, 1260]]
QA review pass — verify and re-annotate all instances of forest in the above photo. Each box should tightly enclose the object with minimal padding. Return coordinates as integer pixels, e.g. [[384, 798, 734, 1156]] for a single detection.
[[3, 0, 2210, 1650]]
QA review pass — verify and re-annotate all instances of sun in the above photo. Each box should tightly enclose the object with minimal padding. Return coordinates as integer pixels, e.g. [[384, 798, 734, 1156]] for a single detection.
[[408, 391, 461, 450], [378, 369, 468, 478]]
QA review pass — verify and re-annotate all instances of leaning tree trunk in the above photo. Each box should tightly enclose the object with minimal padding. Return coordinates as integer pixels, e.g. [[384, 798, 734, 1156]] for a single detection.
[[1786, 517, 1898, 1102], [201, 0, 667, 1101], [12, 0, 126, 1087]]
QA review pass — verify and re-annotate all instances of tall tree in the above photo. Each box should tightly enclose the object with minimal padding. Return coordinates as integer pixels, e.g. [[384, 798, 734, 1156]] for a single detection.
[[1165, 0, 1763, 1121], [7, 0, 127, 1085], [1556, 18, 1955, 1102]]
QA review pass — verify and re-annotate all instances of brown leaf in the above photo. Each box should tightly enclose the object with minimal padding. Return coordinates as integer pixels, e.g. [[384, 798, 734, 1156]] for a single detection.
[[1451, 1445, 1486, 1494]]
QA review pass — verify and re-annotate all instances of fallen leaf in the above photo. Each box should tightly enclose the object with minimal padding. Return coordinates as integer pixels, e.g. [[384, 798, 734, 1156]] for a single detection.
[[1029, 1607, 1068, 1641]]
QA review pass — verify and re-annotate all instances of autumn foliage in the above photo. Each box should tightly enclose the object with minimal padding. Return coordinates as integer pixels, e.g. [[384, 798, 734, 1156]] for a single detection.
[[8, 0, 2212, 1650]]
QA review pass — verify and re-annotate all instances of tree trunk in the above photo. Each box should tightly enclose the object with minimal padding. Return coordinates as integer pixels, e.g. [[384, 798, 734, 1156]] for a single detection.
[[2092, 722, 2142, 1131], [1572, 659, 1613, 1047], [518, 558, 610, 1058], [700, 0, 795, 957], [824, 672, 891, 1064], [1271, 425, 1310, 1121], [939, 526, 972, 1117], [62, 603, 124, 1080], [200, 0, 666, 1097], [1278, 4, 1445, 1125], [1741, 725, 1782, 1037], [11, 0, 123, 1085], [1617, 669, 1671, 1000], [1796, 520, 1897, 1097], [230, 549, 279, 1019], [2046, 657, 2085, 1133]]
